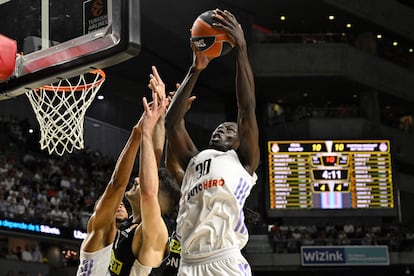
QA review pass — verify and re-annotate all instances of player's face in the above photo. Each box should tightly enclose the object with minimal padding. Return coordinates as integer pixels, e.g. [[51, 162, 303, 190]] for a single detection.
[[116, 202, 128, 220], [208, 122, 240, 151]]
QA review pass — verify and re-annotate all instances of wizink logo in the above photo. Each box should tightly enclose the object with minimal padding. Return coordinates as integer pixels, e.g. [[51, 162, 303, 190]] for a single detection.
[[302, 247, 345, 265]]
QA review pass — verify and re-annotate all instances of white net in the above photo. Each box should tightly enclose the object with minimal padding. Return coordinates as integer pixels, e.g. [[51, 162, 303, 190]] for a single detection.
[[26, 69, 106, 156]]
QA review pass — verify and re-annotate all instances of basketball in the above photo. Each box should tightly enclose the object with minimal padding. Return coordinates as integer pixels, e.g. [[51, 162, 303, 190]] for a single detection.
[[191, 10, 235, 58]]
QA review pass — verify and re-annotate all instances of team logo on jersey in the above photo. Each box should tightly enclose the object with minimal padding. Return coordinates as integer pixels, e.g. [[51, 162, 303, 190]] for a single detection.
[[187, 178, 225, 200], [109, 250, 123, 275], [78, 259, 94, 275], [169, 237, 181, 254]]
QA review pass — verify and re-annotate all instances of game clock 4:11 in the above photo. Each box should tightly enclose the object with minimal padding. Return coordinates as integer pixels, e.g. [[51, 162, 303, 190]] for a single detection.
[[312, 169, 348, 180]]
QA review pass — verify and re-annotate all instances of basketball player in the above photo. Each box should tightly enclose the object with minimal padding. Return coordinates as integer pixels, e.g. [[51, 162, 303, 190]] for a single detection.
[[109, 66, 181, 276], [165, 8, 259, 276], [76, 104, 145, 275], [76, 66, 180, 276], [149, 85, 196, 276]]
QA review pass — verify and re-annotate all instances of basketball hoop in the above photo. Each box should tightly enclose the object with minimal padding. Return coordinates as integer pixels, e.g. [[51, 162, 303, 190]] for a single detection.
[[26, 69, 106, 156]]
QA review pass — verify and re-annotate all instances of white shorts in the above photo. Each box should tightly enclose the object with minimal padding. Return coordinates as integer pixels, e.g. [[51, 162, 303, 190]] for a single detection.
[[76, 244, 112, 276], [178, 247, 251, 276]]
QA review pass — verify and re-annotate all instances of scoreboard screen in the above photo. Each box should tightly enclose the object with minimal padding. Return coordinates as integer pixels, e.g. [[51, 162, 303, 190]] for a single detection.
[[266, 140, 396, 217]]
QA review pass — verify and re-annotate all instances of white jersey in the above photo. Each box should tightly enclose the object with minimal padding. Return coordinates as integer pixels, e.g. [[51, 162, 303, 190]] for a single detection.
[[177, 149, 257, 256], [76, 244, 112, 276]]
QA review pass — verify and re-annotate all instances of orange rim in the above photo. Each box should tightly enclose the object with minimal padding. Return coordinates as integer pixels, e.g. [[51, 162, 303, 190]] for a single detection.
[[39, 69, 106, 92]]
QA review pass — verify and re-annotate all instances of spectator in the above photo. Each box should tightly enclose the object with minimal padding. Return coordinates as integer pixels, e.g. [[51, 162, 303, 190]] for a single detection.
[[31, 244, 43, 263], [343, 223, 355, 237], [302, 233, 315, 246], [21, 244, 32, 262]]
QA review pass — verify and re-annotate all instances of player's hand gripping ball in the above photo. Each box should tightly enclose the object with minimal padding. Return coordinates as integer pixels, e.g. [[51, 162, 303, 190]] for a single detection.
[[191, 10, 235, 58]]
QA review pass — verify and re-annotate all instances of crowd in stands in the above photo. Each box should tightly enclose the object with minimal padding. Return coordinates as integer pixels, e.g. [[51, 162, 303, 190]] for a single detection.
[[0, 115, 116, 230], [2, 243, 44, 263], [266, 223, 414, 254]]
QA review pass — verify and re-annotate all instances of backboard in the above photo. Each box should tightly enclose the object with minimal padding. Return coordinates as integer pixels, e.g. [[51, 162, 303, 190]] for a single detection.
[[0, 0, 140, 100]]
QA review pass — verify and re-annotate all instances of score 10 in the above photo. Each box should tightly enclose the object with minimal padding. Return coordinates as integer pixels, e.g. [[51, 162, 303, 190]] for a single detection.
[[312, 155, 349, 166], [312, 143, 345, 152]]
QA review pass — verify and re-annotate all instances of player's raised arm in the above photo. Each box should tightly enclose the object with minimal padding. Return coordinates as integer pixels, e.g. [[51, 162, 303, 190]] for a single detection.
[[165, 90, 196, 185], [138, 91, 169, 265], [148, 66, 167, 167], [81, 106, 143, 253], [214, 9, 259, 175], [165, 43, 213, 175]]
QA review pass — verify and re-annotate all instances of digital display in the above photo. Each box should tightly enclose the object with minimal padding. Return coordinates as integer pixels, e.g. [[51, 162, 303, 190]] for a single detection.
[[266, 140, 395, 217]]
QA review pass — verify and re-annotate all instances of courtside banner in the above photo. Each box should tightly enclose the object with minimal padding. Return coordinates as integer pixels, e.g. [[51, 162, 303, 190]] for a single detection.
[[301, 246, 389, 266], [0, 218, 86, 241]]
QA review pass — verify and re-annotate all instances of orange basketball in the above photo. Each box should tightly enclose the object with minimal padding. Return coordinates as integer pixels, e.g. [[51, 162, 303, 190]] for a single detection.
[[191, 10, 235, 58]]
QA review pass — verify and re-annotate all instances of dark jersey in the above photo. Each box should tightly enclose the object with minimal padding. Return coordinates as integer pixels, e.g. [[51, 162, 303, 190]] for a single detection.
[[109, 218, 171, 276], [150, 231, 181, 276], [109, 224, 137, 276]]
